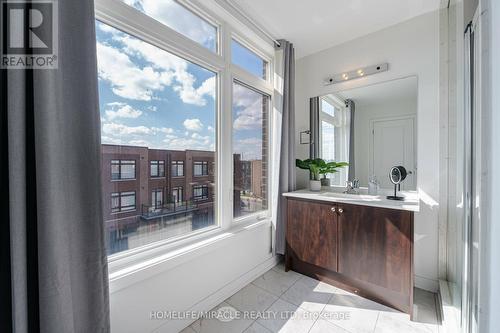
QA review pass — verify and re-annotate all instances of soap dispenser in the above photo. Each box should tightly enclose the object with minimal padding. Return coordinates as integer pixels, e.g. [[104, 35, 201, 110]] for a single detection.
[[368, 175, 379, 195]]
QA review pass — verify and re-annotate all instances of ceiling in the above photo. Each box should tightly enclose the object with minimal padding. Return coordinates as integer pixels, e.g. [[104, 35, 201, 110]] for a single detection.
[[231, 0, 441, 58], [331, 76, 418, 106]]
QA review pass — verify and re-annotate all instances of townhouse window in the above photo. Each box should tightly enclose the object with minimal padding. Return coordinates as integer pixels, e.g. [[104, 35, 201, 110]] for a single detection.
[[150, 160, 165, 178], [111, 159, 136, 180], [172, 187, 183, 203], [193, 185, 209, 201], [171, 161, 184, 177], [111, 191, 136, 213], [193, 161, 208, 176], [151, 188, 163, 209]]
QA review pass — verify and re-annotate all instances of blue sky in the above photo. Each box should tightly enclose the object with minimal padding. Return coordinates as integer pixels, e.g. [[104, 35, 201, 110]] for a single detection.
[[96, 1, 266, 160]]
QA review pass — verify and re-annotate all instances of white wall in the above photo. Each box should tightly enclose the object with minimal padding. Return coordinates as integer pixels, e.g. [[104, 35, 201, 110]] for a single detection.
[[481, 0, 500, 331], [354, 98, 417, 187], [109, 222, 276, 333], [295, 11, 442, 291]]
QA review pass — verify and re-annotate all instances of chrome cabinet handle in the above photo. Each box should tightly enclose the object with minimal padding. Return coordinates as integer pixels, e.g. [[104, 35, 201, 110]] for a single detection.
[[338, 208, 344, 214], [331, 207, 336, 213]]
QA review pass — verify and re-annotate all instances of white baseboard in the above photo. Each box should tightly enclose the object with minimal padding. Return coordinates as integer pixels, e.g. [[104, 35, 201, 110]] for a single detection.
[[153, 256, 280, 333], [415, 274, 439, 292], [438, 279, 461, 333]]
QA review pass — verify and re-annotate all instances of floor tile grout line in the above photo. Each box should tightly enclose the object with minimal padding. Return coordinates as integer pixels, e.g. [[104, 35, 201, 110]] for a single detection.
[[372, 311, 381, 333]]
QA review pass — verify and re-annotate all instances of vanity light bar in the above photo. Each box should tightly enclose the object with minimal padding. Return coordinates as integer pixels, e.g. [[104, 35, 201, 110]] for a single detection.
[[324, 63, 389, 85]]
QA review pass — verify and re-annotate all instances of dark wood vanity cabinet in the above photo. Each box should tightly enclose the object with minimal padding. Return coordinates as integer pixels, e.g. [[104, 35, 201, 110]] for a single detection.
[[285, 197, 414, 316], [286, 199, 338, 272]]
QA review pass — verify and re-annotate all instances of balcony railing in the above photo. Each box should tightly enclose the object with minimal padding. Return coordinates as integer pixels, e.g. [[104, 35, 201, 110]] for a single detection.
[[141, 199, 198, 220]]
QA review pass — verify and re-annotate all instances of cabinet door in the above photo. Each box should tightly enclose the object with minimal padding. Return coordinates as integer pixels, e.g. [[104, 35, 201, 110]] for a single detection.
[[286, 199, 338, 272], [337, 203, 413, 294]]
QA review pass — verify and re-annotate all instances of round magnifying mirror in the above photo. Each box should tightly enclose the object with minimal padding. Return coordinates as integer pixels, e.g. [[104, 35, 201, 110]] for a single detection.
[[389, 166, 407, 185]]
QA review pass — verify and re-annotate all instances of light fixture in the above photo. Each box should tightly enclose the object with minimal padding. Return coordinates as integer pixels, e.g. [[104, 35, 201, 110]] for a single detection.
[[324, 63, 388, 85]]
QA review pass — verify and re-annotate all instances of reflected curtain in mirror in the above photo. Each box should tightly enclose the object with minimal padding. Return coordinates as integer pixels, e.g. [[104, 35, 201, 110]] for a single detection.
[[309, 97, 320, 159], [346, 99, 355, 180]]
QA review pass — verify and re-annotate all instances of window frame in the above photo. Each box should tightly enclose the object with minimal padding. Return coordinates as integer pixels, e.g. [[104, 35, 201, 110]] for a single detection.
[[193, 160, 209, 176], [111, 159, 136, 181], [150, 160, 165, 178], [111, 191, 136, 213], [171, 160, 185, 177], [151, 188, 164, 209], [193, 184, 209, 201], [172, 186, 184, 203], [319, 96, 349, 186], [95, 0, 275, 264]]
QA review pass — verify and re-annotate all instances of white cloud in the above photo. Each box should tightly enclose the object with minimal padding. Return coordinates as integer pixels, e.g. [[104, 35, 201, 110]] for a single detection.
[[207, 125, 214, 132], [234, 137, 263, 160], [128, 139, 151, 147], [163, 135, 214, 151], [114, 32, 215, 106], [96, 42, 172, 101], [174, 76, 215, 106], [101, 135, 124, 145], [232, 84, 264, 130], [135, 0, 215, 49], [102, 123, 153, 136], [152, 127, 174, 134], [183, 118, 203, 131], [148, 106, 158, 112], [105, 102, 143, 120]]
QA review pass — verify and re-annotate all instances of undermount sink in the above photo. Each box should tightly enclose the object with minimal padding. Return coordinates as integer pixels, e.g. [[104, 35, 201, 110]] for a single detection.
[[321, 191, 382, 201]]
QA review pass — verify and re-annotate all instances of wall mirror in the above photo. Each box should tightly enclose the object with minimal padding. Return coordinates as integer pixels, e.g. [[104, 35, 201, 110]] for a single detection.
[[310, 76, 417, 190]]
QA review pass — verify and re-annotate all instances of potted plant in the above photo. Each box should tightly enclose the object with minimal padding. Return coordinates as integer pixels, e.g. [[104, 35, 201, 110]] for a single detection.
[[296, 159, 349, 191], [318, 160, 349, 186]]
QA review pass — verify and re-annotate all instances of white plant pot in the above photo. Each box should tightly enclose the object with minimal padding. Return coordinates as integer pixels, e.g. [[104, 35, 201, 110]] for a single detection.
[[310, 180, 321, 191]]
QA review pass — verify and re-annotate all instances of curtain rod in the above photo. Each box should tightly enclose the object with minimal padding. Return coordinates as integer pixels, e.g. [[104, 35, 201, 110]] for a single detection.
[[223, 0, 281, 47]]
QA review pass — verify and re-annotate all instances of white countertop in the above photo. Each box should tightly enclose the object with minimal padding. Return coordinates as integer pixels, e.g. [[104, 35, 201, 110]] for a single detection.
[[283, 188, 419, 212]]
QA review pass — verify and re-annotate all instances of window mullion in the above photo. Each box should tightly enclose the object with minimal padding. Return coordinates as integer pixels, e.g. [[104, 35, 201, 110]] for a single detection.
[[219, 21, 233, 230]]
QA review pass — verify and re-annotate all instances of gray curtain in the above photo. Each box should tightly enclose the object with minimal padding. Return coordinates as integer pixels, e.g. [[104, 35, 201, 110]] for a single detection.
[[274, 40, 296, 255], [309, 97, 320, 159], [0, 1, 110, 332], [346, 99, 356, 179]]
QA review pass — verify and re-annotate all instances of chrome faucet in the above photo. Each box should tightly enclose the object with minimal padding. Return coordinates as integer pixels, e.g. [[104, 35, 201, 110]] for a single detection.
[[344, 179, 360, 194]]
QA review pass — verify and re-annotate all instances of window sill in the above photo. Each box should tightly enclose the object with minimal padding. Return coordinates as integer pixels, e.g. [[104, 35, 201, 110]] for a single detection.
[[111, 209, 137, 215], [107, 218, 272, 293]]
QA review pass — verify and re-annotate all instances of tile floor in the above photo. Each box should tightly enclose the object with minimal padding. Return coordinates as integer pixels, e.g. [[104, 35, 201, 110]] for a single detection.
[[181, 263, 442, 333]]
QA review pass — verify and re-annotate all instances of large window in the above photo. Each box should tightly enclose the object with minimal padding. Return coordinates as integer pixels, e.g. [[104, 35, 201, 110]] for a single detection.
[[96, 0, 273, 257], [171, 161, 184, 177], [193, 161, 209, 176], [111, 191, 136, 213], [232, 82, 268, 218], [121, 0, 217, 52], [150, 160, 165, 177], [97, 21, 216, 255], [111, 159, 136, 180]]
